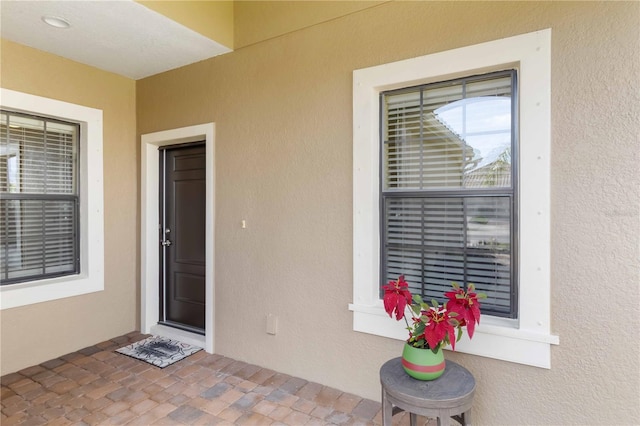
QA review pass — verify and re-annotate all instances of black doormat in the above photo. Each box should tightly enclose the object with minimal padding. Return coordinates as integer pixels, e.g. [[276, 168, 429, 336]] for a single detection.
[[115, 336, 202, 368]]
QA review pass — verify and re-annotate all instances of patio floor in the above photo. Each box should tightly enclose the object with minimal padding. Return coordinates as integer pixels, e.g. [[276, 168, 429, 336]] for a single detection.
[[1, 332, 437, 425]]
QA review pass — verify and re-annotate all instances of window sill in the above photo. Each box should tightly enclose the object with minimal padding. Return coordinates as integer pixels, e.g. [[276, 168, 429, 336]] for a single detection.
[[349, 303, 559, 369], [0, 272, 104, 310]]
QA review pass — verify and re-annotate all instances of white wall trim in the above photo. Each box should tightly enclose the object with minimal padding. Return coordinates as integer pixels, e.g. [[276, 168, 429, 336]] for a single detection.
[[350, 29, 559, 368], [141, 123, 215, 353], [0, 89, 104, 309]]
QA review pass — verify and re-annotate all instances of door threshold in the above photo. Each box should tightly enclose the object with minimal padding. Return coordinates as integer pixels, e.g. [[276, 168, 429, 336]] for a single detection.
[[150, 323, 206, 349], [158, 320, 205, 336]]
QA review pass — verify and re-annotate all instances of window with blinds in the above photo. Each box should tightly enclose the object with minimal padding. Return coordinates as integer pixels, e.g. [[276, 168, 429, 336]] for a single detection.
[[380, 70, 517, 318], [0, 110, 79, 285]]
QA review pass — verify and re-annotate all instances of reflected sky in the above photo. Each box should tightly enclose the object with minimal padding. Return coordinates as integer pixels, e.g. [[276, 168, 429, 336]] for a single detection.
[[435, 97, 511, 169]]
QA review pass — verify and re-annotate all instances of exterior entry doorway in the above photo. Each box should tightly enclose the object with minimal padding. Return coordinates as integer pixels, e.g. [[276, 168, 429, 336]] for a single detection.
[[158, 143, 206, 334], [141, 122, 214, 353]]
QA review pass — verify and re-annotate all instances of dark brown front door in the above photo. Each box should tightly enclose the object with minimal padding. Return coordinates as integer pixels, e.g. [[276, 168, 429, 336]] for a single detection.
[[159, 143, 206, 334]]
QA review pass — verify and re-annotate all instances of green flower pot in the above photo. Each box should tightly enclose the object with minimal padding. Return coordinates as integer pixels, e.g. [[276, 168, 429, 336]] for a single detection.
[[401, 343, 446, 380]]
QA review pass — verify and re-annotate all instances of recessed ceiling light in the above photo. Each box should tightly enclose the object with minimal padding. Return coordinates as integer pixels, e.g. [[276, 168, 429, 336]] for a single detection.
[[42, 15, 71, 29]]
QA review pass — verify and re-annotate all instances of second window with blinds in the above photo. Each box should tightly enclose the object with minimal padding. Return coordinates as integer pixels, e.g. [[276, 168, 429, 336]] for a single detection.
[[380, 70, 517, 318], [0, 111, 80, 285]]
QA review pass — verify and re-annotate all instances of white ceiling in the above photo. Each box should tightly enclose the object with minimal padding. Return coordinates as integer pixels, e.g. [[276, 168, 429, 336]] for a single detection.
[[1, 0, 231, 80]]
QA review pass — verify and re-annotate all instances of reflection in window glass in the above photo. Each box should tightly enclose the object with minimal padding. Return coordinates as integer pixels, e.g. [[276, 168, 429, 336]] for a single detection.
[[383, 73, 513, 190]]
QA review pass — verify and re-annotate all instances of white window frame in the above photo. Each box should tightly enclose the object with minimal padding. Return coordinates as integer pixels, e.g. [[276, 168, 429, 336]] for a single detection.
[[350, 29, 559, 368], [0, 89, 104, 309]]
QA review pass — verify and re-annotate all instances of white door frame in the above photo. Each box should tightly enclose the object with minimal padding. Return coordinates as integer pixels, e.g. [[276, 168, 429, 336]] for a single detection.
[[140, 123, 215, 353]]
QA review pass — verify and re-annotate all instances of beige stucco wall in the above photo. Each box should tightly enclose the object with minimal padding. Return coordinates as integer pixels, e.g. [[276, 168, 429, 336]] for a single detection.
[[234, 0, 385, 48], [138, 2, 640, 423], [0, 40, 138, 375]]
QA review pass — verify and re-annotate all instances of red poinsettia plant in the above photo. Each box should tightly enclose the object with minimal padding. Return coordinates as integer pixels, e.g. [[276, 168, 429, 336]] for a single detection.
[[382, 275, 486, 353]]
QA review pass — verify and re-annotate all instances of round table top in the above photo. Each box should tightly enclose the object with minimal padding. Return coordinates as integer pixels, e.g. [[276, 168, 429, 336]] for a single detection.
[[380, 357, 476, 402]]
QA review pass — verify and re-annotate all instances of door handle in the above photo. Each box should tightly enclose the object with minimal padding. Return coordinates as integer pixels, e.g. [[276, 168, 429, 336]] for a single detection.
[[161, 239, 172, 247]]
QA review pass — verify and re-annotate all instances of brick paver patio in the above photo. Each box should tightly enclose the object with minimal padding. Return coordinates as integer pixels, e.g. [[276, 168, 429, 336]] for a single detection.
[[1, 332, 436, 425]]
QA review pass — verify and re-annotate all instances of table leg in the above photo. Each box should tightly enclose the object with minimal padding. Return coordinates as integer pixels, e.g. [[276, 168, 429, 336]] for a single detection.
[[436, 413, 450, 426], [462, 409, 472, 426], [381, 389, 392, 426]]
